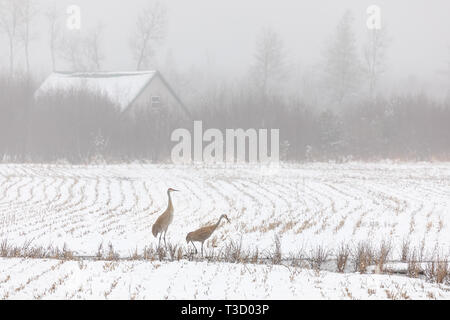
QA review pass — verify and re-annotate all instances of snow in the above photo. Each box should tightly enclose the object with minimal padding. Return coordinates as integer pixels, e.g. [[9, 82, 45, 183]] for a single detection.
[[0, 162, 448, 258], [34, 71, 157, 111], [0, 258, 448, 299], [0, 162, 449, 299]]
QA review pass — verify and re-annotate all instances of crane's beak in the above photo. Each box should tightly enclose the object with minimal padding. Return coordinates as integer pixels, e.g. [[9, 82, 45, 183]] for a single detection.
[[226, 216, 230, 223], [173, 189, 180, 192]]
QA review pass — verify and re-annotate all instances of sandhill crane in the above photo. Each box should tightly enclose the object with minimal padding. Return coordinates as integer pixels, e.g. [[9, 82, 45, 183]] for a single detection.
[[152, 188, 179, 247], [186, 214, 230, 256]]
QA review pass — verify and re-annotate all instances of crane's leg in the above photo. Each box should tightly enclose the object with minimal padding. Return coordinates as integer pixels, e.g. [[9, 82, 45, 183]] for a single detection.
[[158, 232, 162, 248], [201, 242, 204, 257], [191, 241, 198, 254], [163, 230, 167, 248]]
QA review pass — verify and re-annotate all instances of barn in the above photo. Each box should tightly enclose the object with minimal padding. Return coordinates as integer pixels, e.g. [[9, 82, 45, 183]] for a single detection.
[[34, 71, 191, 118]]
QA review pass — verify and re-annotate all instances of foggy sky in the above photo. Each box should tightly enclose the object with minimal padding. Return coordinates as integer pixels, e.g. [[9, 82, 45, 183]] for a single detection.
[[1, 0, 449, 94]]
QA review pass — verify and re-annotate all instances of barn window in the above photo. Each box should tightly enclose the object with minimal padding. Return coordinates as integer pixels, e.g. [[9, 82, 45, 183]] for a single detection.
[[151, 96, 161, 108]]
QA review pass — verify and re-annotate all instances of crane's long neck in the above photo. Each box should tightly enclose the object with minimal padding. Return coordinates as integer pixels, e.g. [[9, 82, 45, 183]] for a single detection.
[[167, 191, 173, 212], [214, 216, 225, 231]]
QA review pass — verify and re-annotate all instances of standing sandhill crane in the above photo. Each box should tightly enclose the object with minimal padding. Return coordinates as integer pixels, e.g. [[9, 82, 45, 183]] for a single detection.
[[152, 188, 179, 247], [186, 214, 230, 256]]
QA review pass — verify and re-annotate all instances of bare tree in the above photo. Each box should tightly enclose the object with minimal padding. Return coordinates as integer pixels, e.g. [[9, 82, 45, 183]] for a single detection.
[[45, 2, 62, 71], [59, 25, 104, 72], [59, 31, 86, 71], [251, 27, 286, 97], [130, 1, 167, 70], [323, 11, 361, 104], [447, 45, 450, 99], [19, 0, 38, 76], [0, 0, 25, 76], [438, 44, 450, 100], [84, 24, 105, 71], [363, 27, 389, 98]]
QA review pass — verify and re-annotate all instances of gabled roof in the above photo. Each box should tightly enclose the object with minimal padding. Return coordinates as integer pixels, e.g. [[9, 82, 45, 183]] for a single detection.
[[34, 71, 191, 117]]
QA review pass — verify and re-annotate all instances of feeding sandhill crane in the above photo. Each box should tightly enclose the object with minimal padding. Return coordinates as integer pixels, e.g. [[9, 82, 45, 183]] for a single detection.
[[152, 188, 179, 247], [186, 214, 230, 256]]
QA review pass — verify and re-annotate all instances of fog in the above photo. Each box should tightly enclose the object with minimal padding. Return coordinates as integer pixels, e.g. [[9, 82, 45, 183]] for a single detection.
[[1, 0, 450, 163], [1, 0, 449, 96]]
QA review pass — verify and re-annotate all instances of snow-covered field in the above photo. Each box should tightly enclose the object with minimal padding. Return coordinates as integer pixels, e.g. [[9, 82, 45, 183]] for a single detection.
[[1, 162, 449, 256], [0, 258, 448, 299], [0, 162, 449, 299]]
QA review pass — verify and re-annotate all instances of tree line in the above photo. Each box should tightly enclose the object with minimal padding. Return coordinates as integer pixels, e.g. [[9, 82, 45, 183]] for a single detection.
[[1, 75, 450, 163]]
